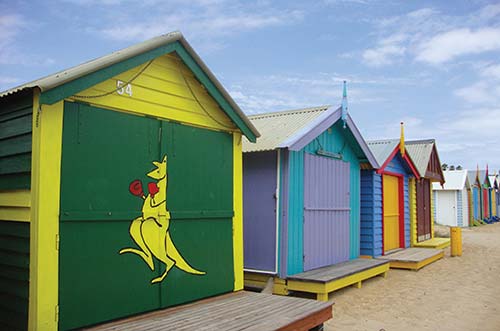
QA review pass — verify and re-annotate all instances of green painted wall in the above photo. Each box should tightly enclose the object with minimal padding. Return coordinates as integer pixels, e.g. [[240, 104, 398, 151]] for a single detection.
[[0, 221, 30, 331], [59, 102, 234, 330], [0, 92, 32, 190]]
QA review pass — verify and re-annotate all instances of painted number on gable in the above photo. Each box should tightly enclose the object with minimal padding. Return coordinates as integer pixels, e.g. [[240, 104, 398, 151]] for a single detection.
[[117, 80, 133, 96]]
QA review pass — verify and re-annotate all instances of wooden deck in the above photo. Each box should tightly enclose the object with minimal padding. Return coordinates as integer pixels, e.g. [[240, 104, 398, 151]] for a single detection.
[[377, 247, 444, 270], [286, 259, 390, 301], [84, 291, 333, 331], [413, 237, 451, 249]]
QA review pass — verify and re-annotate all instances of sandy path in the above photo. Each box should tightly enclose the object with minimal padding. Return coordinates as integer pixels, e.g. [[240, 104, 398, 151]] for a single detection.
[[324, 223, 500, 331]]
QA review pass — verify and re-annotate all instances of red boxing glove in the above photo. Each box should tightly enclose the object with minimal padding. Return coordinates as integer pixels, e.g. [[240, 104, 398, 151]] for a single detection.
[[148, 182, 159, 197], [129, 180, 144, 197]]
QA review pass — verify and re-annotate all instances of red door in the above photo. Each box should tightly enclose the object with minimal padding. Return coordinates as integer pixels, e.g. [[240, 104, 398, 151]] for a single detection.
[[416, 179, 431, 242]]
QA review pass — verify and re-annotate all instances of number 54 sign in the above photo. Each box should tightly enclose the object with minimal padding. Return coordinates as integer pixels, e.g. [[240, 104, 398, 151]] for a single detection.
[[117, 80, 133, 96]]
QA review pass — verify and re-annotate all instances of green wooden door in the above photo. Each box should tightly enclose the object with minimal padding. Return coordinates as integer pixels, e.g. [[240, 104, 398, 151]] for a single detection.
[[59, 102, 234, 330]]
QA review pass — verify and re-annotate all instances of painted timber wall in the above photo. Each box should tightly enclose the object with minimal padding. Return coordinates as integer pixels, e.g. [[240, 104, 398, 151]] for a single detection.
[[58, 54, 243, 330], [433, 189, 469, 227], [0, 91, 33, 331], [285, 121, 361, 276], [243, 151, 278, 273], [473, 186, 480, 220], [360, 152, 410, 257], [4, 48, 250, 330]]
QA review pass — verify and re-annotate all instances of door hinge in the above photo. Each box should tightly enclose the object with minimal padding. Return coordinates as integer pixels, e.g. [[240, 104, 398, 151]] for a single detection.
[[56, 234, 60, 251], [55, 305, 59, 322]]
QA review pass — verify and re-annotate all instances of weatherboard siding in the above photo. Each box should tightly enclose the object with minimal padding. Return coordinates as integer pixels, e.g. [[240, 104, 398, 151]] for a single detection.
[[286, 149, 304, 276], [0, 220, 30, 331], [457, 190, 463, 227], [286, 122, 361, 276], [0, 93, 33, 192], [473, 187, 479, 220], [68, 53, 236, 133], [360, 170, 383, 256]]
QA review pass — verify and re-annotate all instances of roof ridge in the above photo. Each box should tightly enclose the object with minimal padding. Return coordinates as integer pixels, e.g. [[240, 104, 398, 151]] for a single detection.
[[406, 139, 435, 144], [366, 138, 399, 144], [248, 105, 331, 119]]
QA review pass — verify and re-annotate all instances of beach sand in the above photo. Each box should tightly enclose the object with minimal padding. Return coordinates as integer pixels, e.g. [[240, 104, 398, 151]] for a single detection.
[[324, 223, 500, 331]]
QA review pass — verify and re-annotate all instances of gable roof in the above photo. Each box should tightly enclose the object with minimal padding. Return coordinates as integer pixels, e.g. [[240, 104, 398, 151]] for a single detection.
[[488, 174, 498, 189], [242, 106, 379, 168], [467, 171, 480, 187], [0, 31, 259, 142], [406, 139, 444, 183], [478, 170, 491, 187], [366, 139, 400, 166], [366, 139, 420, 178], [432, 170, 469, 190]]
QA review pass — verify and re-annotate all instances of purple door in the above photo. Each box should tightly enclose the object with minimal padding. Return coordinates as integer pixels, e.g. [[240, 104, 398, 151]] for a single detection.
[[303, 153, 350, 271], [243, 151, 278, 272]]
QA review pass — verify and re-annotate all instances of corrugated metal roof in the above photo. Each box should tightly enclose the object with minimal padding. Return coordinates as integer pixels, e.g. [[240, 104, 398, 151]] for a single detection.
[[0, 30, 259, 139], [432, 170, 468, 190], [242, 106, 330, 152], [467, 171, 478, 186], [478, 170, 490, 186], [366, 139, 399, 166], [405, 139, 435, 177]]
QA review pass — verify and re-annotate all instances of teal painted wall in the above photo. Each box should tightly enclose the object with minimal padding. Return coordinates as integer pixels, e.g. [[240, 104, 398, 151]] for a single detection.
[[285, 121, 362, 276]]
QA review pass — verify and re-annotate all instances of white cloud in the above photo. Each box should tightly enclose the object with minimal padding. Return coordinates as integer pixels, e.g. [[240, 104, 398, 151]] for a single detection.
[[86, 1, 304, 52], [480, 63, 500, 80], [362, 45, 406, 67], [416, 28, 500, 64], [0, 76, 20, 84], [363, 5, 500, 67], [454, 81, 500, 105], [0, 14, 54, 66], [477, 3, 500, 21], [0, 14, 25, 48], [323, 0, 371, 4], [361, 8, 442, 66]]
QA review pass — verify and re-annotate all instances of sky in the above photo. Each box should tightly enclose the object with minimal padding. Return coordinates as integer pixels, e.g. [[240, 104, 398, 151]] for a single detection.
[[1, 0, 500, 171]]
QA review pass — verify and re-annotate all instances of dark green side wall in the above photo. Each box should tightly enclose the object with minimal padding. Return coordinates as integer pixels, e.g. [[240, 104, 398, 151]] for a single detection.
[[58, 102, 234, 330], [0, 91, 32, 331], [0, 91, 33, 190], [0, 221, 30, 331]]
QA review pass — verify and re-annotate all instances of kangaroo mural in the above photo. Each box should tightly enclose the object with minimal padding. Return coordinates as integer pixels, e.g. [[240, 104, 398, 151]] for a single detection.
[[120, 155, 206, 284]]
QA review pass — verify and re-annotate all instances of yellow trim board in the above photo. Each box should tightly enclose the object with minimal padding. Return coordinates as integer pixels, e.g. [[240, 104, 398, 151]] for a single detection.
[[287, 263, 390, 302], [0, 207, 30, 222], [414, 237, 450, 249], [0, 190, 31, 222], [28, 96, 64, 331], [409, 178, 417, 246], [232, 132, 243, 291], [243, 272, 288, 296], [0, 190, 31, 208], [388, 251, 444, 270]]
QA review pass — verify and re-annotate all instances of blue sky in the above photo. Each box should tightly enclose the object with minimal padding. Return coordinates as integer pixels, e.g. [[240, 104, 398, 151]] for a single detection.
[[2, 0, 500, 170]]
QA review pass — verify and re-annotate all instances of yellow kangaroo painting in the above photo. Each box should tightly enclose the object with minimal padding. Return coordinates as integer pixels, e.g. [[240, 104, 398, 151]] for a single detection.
[[120, 155, 205, 284]]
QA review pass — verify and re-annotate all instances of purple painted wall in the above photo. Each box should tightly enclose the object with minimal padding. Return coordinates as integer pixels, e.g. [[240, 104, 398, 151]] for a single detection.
[[303, 153, 350, 271], [279, 149, 289, 278], [243, 151, 278, 272]]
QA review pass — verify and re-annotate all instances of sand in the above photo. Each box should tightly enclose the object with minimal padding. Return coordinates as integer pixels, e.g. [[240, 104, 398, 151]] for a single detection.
[[324, 223, 500, 331]]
